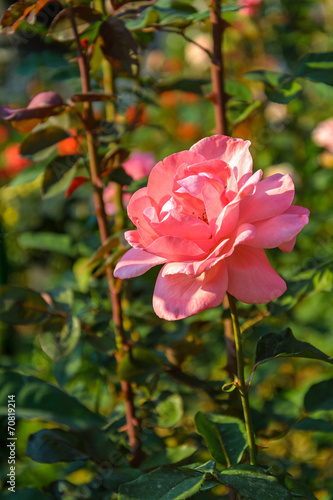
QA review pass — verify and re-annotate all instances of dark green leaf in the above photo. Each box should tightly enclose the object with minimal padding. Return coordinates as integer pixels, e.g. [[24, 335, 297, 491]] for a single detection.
[[42, 155, 80, 199], [117, 346, 162, 384], [195, 412, 227, 465], [195, 412, 247, 466], [118, 466, 206, 500], [109, 166, 133, 186], [40, 316, 81, 361], [218, 465, 292, 500], [244, 70, 290, 87], [293, 417, 333, 433], [0, 489, 52, 500], [265, 79, 302, 104], [294, 52, 333, 86], [99, 17, 138, 76], [17, 232, 73, 256], [156, 393, 183, 428], [254, 328, 333, 367], [141, 445, 197, 469], [27, 427, 117, 464], [283, 476, 316, 500], [304, 379, 333, 413], [26, 428, 89, 463], [0, 371, 106, 429], [0, 285, 50, 325], [21, 127, 70, 157]]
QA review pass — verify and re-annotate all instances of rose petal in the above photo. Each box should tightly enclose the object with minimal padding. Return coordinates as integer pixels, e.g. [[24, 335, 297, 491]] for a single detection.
[[146, 235, 212, 261], [226, 246, 286, 303], [153, 259, 228, 320], [147, 150, 205, 205], [238, 173, 294, 224], [114, 248, 166, 279], [245, 210, 309, 249], [190, 135, 253, 185], [150, 209, 213, 240]]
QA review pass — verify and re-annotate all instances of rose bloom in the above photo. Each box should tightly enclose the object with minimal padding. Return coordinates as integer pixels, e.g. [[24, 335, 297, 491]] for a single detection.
[[104, 150, 155, 216], [312, 118, 333, 154], [114, 135, 309, 321]]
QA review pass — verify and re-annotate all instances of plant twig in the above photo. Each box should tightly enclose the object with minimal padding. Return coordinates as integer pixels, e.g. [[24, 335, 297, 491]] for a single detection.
[[228, 293, 257, 466], [68, 5, 141, 464]]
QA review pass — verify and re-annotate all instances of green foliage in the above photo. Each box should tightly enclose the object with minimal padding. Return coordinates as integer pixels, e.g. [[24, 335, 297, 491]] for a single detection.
[[118, 466, 206, 500], [195, 412, 247, 466], [20, 127, 70, 157], [0, 371, 106, 429], [0, 285, 50, 325], [254, 328, 333, 367]]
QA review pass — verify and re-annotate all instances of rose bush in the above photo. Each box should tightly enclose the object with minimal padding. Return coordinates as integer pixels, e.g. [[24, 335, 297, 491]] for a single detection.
[[114, 135, 309, 320]]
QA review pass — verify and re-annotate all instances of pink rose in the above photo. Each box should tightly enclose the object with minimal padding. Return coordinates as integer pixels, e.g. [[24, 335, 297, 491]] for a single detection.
[[312, 118, 333, 153], [114, 135, 309, 320], [103, 150, 155, 216]]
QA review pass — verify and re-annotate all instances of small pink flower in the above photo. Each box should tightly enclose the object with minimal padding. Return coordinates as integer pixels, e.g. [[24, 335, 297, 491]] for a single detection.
[[103, 150, 155, 216], [239, 0, 262, 16], [312, 118, 333, 154], [114, 136, 309, 320]]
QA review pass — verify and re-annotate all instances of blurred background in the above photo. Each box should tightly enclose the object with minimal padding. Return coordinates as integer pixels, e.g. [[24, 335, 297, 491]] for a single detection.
[[0, 0, 333, 498]]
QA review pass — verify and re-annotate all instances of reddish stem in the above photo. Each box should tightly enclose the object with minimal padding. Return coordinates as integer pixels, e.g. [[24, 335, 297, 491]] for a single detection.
[[68, 6, 141, 463]]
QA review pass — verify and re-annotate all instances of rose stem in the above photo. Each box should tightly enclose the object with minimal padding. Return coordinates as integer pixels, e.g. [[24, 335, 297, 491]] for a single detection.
[[228, 293, 257, 466], [210, 0, 237, 380], [68, 6, 141, 464]]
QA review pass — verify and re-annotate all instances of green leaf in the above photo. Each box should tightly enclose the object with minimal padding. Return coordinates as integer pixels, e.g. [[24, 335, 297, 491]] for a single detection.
[[156, 78, 210, 95], [218, 465, 292, 500], [17, 232, 73, 256], [118, 466, 206, 500], [254, 328, 333, 368], [283, 476, 316, 500], [109, 166, 133, 186], [304, 379, 333, 413], [195, 412, 226, 465], [293, 417, 333, 433], [294, 52, 333, 86], [265, 79, 302, 104], [26, 427, 117, 464], [39, 316, 81, 361], [99, 17, 138, 76], [21, 127, 70, 157], [48, 6, 102, 42], [225, 80, 252, 103], [0, 371, 106, 429], [26, 428, 89, 463], [156, 393, 183, 428], [141, 445, 197, 469], [42, 155, 80, 199], [9, 163, 46, 187], [228, 100, 261, 124], [0, 285, 50, 325], [195, 412, 247, 466], [0, 490, 52, 500], [244, 70, 301, 103], [117, 346, 162, 384]]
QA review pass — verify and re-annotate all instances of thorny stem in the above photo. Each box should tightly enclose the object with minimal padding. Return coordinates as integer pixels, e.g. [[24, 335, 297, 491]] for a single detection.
[[68, 5, 141, 464], [228, 293, 258, 466], [209, 0, 236, 379]]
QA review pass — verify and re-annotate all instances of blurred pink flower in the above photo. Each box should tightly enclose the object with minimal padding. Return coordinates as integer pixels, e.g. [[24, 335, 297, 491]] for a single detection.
[[239, 0, 262, 16], [103, 150, 155, 216], [312, 118, 333, 153], [114, 135, 309, 321]]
